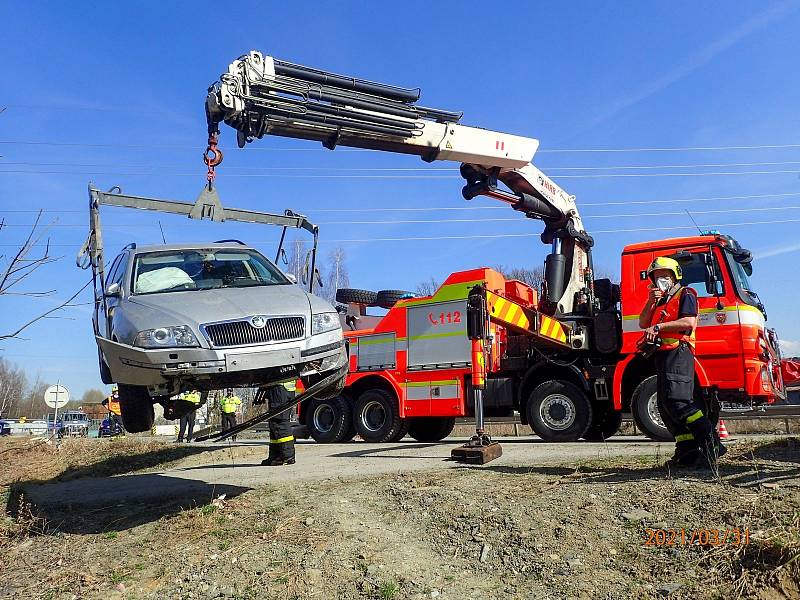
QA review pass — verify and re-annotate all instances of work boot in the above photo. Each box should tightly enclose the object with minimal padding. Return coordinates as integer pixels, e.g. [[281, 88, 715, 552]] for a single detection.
[[261, 457, 296, 466]]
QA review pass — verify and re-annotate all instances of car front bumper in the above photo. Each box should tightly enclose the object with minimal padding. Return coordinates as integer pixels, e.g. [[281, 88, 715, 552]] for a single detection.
[[97, 331, 346, 388]]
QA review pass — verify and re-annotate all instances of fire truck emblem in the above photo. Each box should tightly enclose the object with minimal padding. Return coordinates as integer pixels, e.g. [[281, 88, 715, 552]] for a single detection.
[[715, 312, 727, 324]]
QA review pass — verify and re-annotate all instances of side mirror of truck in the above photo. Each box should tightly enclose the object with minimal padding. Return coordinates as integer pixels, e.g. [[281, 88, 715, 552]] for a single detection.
[[104, 282, 121, 297]]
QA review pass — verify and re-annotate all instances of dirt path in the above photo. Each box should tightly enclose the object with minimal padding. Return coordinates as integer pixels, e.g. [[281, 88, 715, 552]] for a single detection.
[[1, 436, 798, 599]]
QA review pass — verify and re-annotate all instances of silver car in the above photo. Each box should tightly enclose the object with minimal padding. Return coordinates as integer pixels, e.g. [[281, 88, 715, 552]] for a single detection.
[[94, 242, 346, 432]]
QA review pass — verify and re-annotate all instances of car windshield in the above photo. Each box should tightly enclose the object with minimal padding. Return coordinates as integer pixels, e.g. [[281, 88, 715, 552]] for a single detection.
[[132, 248, 290, 295]]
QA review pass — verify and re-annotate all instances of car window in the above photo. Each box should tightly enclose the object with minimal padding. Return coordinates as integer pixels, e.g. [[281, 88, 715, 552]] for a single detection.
[[105, 253, 124, 288], [132, 248, 289, 294]]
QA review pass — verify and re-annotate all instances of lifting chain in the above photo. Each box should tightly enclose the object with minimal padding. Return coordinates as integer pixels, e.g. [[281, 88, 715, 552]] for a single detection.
[[203, 131, 224, 189]]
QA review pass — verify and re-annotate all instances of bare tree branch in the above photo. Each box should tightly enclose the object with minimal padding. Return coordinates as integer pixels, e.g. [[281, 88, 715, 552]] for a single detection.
[[0, 280, 92, 341]]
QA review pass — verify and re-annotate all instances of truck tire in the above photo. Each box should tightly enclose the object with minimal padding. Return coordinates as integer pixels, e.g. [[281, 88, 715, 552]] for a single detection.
[[353, 389, 403, 443], [631, 376, 673, 442], [389, 419, 410, 442], [582, 405, 623, 441], [407, 417, 456, 442], [376, 289, 415, 309], [305, 395, 354, 443], [336, 288, 378, 306], [117, 384, 155, 433], [526, 380, 592, 442]]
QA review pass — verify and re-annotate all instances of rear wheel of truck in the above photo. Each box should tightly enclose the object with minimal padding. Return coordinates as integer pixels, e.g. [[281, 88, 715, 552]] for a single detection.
[[407, 417, 457, 442], [305, 395, 354, 443], [117, 384, 155, 433], [526, 380, 592, 442], [336, 288, 379, 306], [389, 419, 410, 442], [631, 376, 673, 442], [582, 404, 623, 441], [353, 389, 403, 443]]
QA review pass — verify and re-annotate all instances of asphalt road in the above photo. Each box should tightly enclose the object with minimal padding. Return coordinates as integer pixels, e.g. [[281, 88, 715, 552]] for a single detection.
[[21, 436, 677, 511]]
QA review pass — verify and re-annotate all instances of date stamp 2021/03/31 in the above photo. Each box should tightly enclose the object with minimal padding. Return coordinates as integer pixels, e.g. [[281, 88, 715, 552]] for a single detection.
[[645, 529, 751, 546]]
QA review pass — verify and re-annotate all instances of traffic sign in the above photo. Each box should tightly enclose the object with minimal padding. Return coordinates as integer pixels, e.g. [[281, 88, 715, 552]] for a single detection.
[[44, 385, 70, 409]]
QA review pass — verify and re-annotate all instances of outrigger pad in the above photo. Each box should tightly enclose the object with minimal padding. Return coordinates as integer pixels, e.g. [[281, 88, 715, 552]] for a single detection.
[[451, 442, 503, 464]]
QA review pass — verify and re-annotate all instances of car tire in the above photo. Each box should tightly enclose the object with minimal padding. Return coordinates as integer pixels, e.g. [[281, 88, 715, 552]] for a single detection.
[[336, 288, 379, 306], [353, 389, 403, 443], [582, 404, 623, 441], [306, 395, 354, 443], [407, 417, 456, 442], [526, 380, 592, 442], [376, 289, 415, 309], [117, 384, 155, 433], [631, 376, 673, 442]]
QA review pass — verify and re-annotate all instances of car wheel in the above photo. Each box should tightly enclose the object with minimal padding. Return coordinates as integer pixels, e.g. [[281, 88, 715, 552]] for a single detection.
[[407, 417, 457, 442], [353, 389, 402, 443], [526, 380, 592, 442], [582, 404, 623, 441], [335, 288, 379, 306], [306, 395, 354, 443], [631, 376, 673, 442], [117, 384, 155, 433]]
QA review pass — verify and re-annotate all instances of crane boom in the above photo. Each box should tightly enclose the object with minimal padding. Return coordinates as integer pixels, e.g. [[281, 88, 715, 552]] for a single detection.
[[206, 50, 595, 317]]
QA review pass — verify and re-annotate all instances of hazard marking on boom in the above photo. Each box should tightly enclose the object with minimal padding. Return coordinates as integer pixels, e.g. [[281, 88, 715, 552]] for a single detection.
[[495, 140, 505, 151]]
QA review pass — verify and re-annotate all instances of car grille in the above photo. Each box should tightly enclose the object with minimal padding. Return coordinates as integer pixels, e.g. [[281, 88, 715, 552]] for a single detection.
[[203, 317, 305, 348]]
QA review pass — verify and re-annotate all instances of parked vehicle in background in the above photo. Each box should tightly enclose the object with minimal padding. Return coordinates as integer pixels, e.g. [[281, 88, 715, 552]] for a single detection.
[[0, 418, 11, 436], [49, 410, 90, 438], [98, 417, 124, 437]]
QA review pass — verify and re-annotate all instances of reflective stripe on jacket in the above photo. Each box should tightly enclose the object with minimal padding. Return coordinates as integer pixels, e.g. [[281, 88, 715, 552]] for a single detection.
[[282, 380, 297, 393], [184, 392, 201, 405], [650, 287, 696, 351], [220, 395, 242, 413]]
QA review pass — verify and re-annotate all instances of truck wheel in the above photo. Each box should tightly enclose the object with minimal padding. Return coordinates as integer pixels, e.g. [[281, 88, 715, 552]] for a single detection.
[[336, 288, 378, 306], [305, 395, 353, 443], [526, 381, 592, 442], [407, 417, 456, 442], [117, 384, 155, 433], [631, 376, 673, 442], [582, 405, 623, 441], [353, 389, 403, 442], [389, 419, 410, 442], [376, 289, 415, 309]]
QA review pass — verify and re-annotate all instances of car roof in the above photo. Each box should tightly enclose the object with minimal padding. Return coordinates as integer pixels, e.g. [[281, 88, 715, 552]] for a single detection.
[[131, 242, 257, 254]]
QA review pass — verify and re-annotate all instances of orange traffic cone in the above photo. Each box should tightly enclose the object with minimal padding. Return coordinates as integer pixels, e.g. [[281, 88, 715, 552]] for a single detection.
[[718, 420, 730, 440]]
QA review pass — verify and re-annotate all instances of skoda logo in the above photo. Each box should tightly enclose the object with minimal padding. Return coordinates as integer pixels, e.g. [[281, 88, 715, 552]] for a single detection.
[[250, 315, 267, 329]]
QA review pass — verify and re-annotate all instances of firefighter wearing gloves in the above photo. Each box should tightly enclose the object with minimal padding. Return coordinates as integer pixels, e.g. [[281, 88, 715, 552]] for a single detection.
[[177, 390, 201, 442], [219, 389, 242, 441], [639, 257, 723, 469], [261, 381, 297, 466]]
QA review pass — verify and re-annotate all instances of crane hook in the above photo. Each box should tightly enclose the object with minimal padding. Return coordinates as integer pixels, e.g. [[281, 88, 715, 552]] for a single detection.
[[203, 132, 224, 189]]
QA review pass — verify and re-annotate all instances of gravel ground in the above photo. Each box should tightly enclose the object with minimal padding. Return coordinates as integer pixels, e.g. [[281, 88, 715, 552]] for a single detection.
[[1, 436, 798, 599]]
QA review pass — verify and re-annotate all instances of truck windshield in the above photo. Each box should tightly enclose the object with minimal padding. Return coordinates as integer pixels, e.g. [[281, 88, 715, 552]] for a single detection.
[[132, 249, 290, 295], [723, 250, 765, 316]]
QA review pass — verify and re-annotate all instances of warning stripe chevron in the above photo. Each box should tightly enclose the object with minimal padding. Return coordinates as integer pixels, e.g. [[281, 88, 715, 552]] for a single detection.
[[539, 315, 568, 343], [486, 291, 531, 331]]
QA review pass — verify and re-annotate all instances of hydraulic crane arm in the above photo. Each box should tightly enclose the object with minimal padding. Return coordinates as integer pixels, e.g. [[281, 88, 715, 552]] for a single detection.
[[206, 51, 595, 316]]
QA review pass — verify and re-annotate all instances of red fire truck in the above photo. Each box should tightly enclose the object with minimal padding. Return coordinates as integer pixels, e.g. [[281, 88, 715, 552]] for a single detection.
[[205, 51, 785, 444]]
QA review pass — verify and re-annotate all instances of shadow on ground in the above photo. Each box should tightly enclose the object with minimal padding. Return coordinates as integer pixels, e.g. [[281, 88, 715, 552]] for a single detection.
[[8, 473, 250, 535]]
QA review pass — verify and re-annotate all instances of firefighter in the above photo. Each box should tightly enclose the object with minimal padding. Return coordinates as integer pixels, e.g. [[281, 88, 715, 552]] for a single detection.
[[102, 386, 123, 434], [639, 257, 724, 468], [177, 390, 201, 442], [261, 380, 296, 466], [219, 389, 242, 440]]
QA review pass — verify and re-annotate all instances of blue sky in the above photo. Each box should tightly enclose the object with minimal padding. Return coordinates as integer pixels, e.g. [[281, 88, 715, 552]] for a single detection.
[[1, 1, 800, 399]]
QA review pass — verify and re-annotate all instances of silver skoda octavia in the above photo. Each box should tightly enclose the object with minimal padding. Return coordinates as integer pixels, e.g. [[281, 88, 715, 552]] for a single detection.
[[94, 241, 346, 432]]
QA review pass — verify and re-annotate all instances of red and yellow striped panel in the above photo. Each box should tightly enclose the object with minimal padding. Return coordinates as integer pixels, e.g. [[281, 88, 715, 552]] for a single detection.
[[538, 314, 568, 343], [486, 291, 531, 332]]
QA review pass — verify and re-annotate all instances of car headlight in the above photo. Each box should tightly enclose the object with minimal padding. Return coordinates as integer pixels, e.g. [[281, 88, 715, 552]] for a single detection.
[[134, 325, 199, 348], [311, 312, 340, 335]]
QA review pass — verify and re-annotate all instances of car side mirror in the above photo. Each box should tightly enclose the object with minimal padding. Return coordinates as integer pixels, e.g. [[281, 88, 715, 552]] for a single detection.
[[104, 282, 121, 297], [285, 273, 297, 284]]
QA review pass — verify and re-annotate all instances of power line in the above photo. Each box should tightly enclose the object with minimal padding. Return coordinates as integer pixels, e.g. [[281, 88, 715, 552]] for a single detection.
[[5, 191, 800, 214], [4, 204, 799, 228], [3, 168, 800, 179], [2, 217, 799, 246]]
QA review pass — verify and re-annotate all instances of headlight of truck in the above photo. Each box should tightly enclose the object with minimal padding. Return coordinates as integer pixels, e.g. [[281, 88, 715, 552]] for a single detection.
[[311, 312, 340, 335], [134, 325, 199, 348]]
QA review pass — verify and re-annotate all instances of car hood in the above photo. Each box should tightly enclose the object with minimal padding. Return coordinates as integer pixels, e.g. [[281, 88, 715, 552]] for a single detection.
[[127, 284, 313, 326]]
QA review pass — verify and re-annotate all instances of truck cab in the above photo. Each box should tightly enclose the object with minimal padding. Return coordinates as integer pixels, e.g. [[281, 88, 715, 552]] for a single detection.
[[618, 233, 784, 438]]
